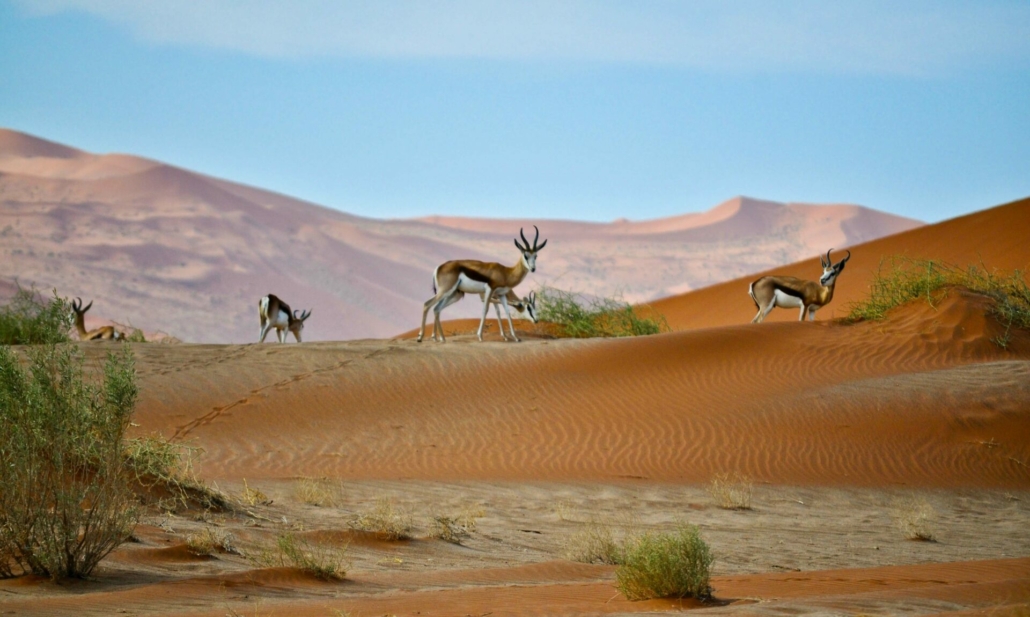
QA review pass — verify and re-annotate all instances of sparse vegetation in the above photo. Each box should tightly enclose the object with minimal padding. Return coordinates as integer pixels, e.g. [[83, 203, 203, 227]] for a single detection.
[[846, 258, 1030, 345], [893, 496, 939, 542], [707, 472, 754, 510], [616, 524, 713, 601], [536, 286, 669, 338], [0, 286, 72, 345], [0, 343, 139, 579], [238, 478, 271, 507], [430, 505, 484, 544], [349, 498, 413, 540], [294, 477, 343, 507], [562, 518, 624, 565], [124, 434, 231, 511], [185, 527, 238, 556], [264, 532, 347, 581]]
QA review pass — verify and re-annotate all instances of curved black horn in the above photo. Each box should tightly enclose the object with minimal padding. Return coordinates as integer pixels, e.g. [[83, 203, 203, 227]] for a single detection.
[[300, 309, 312, 321], [82, 299, 93, 313], [532, 225, 540, 249], [841, 250, 852, 264], [824, 249, 834, 267], [519, 227, 530, 251]]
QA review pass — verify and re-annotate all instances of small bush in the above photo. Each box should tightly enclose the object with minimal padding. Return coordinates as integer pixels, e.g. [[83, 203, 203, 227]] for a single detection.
[[847, 258, 1030, 339], [266, 533, 347, 581], [893, 497, 938, 542], [238, 478, 271, 507], [0, 343, 139, 579], [349, 498, 413, 540], [616, 524, 713, 601], [185, 527, 238, 556], [0, 286, 72, 345], [562, 518, 624, 565], [536, 287, 669, 338], [430, 506, 483, 544], [707, 472, 753, 510]]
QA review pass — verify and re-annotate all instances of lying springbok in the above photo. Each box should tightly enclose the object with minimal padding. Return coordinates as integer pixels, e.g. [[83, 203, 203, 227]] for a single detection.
[[71, 298, 124, 340], [418, 226, 547, 343], [259, 294, 311, 343], [749, 249, 851, 323]]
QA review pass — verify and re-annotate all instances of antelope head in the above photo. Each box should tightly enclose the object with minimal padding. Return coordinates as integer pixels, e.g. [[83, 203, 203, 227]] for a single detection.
[[71, 297, 93, 317], [290, 309, 312, 342], [514, 225, 548, 273], [513, 291, 539, 323], [819, 249, 851, 286]]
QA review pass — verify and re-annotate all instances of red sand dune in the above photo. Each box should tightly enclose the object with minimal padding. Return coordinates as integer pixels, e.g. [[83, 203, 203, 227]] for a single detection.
[[650, 196, 1030, 331], [0, 127, 920, 342]]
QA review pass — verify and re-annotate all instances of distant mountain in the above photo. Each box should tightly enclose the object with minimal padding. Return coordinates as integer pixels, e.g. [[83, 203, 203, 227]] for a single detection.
[[0, 128, 923, 342]]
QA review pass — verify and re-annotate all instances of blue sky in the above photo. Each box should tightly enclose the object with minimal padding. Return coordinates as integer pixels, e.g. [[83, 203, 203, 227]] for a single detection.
[[1, 1, 1028, 223]]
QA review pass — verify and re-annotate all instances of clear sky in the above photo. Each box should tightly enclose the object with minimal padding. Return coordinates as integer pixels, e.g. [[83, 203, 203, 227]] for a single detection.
[[1, 1, 1028, 223]]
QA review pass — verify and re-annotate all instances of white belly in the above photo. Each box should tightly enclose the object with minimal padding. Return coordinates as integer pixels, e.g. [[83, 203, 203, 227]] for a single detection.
[[773, 290, 804, 308], [270, 309, 290, 329], [456, 275, 508, 297]]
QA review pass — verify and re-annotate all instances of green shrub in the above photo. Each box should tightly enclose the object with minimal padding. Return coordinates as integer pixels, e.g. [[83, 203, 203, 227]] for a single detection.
[[616, 524, 713, 601], [0, 343, 139, 579], [536, 287, 669, 338], [0, 286, 72, 345], [847, 258, 1030, 334]]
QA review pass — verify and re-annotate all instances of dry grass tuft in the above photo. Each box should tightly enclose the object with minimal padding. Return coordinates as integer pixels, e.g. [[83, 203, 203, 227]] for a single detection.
[[238, 478, 271, 507], [893, 496, 939, 542], [261, 532, 348, 581], [349, 498, 414, 540], [185, 527, 239, 556], [430, 504, 485, 544], [294, 477, 343, 507], [707, 472, 754, 510], [562, 517, 624, 565]]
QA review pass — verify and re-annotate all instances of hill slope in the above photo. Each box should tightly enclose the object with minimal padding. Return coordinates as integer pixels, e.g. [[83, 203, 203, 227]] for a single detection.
[[0, 127, 921, 341]]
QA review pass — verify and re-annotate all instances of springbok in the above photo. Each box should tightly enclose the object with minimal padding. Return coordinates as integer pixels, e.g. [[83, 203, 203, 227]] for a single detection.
[[70, 298, 124, 340], [259, 294, 311, 343], [749, 249, 851, 323], [417, 226, 547, 343]]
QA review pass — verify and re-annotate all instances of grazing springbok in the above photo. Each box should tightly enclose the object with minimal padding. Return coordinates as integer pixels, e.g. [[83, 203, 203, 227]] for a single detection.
[[258, 294, 311, 343], [418, 226, 547, 343], [70, 298, 124, 341], [749, 249, 851, 323]]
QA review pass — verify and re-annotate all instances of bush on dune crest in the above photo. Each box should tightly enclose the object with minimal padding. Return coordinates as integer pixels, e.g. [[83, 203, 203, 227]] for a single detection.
[[536, 287, 669, 338], [846, 258, 1030, 342]]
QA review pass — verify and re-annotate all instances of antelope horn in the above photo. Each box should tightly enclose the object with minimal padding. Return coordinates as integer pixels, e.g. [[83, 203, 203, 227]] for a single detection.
[[72, 297, 80, 311], [518, 227, 530, 252], [824, 249, 834, 267], [80, 298, 93, 313], [532, 225, 547, 251], [840, 250, 852, 264], [300, 309, 312, 321]]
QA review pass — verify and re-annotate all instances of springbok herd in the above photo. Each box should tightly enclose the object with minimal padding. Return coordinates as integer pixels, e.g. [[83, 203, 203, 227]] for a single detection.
[[72, 227, 852, 343]]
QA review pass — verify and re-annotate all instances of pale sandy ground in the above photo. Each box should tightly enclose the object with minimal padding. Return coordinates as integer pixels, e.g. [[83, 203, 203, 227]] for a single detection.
[[1, 283, 1028, 615]]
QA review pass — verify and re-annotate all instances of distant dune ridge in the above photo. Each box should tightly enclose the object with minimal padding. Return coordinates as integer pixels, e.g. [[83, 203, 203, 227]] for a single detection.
[[0, 127, 922, 342]]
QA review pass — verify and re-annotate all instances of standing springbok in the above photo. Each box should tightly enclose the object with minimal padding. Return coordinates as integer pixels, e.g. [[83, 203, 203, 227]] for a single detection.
[[417, 226, 547, 343], [70, 298, 124, 340], [749, 249, 851, 323], [259, 294, 311, 343]]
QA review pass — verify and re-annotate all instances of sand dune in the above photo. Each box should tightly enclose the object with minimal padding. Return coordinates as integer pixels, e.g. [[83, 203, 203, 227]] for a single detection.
[[0, 127, 921, 342], [650, 195, 1030, 330]]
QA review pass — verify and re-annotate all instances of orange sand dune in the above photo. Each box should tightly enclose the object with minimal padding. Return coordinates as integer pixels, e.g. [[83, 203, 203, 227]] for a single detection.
[[119, 285, 1030, 488], [651, 195, 1030, 330]]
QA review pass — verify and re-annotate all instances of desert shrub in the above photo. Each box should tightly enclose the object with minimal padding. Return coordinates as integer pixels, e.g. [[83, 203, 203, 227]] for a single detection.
[[125, 329, 147, 343], [846, 258, 1030, 341], [265, 532, 347, 581], [536, 287, 669, 338], [124, 434, 230, 511], [562, 518, 624, 565], [0, 286, 72, 345], [707, 472, 753, 510], [294, 477, 343, 507], [616, 524, 713, 601], [892, 496, 938, 542], [0, 343, 139, 579], [349, 498, 413, 540]]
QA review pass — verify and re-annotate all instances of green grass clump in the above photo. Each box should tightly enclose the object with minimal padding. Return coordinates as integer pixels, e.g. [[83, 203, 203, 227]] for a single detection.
[[847, 258, 1030, 344], [0, 343, 139, 580], [0, 286, 72, 345], [536, 287, 669, 338], [616, 524, 713, 601]]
